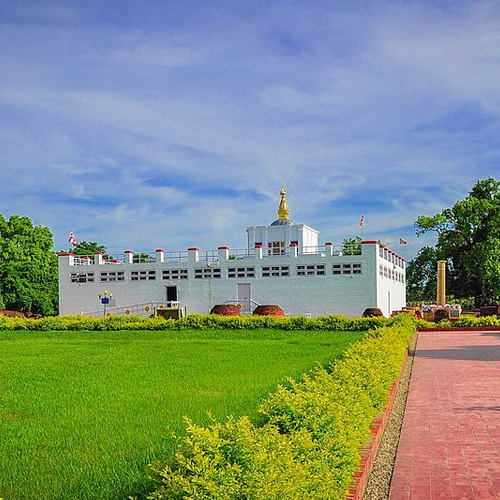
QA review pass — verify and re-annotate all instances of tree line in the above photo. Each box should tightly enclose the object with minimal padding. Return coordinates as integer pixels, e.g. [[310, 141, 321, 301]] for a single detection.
[[1, 177, 499, 315], [407, 177, 500, 307], [0, 216, 107, 315]]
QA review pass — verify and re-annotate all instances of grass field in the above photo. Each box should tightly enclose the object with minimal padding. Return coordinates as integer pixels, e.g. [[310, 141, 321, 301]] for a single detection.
[[0, 328, 363, 500]]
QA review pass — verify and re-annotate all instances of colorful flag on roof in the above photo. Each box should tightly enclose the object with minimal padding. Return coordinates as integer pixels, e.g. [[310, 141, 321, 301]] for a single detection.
[[69, 231, 77, 247], [399, 238, 408, 245], [359, 215, 365, 228]]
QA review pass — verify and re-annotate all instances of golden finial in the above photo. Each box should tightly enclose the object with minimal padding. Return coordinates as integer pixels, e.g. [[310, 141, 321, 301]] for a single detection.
[[277, 186, 290, 221]]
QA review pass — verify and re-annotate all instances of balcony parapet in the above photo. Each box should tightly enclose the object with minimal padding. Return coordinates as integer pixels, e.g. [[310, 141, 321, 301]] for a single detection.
[[58, 242, 401, 267]]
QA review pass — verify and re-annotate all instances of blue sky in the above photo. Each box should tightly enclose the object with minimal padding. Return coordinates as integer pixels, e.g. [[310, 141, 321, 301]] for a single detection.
[[1, 0, 499, 260]]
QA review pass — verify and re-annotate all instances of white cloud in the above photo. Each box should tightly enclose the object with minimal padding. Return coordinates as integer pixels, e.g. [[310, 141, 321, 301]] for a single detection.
[[1, 0, 499, 259]]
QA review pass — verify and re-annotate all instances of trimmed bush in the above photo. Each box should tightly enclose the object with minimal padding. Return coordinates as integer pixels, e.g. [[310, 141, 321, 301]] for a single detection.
[[0, 312, 405, 332], [146, 314, 416, 499], [210, 304, 241, 316], [418, 313, 500, 329], [253, 305, 285, 317], [362, 307, 384, 317]]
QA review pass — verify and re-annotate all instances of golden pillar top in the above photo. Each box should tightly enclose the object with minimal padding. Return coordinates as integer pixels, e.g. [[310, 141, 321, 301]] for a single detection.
[[277, 186, 290, 221]]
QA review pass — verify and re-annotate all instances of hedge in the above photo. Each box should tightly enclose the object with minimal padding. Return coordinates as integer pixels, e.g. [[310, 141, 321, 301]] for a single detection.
[[145, 314, 416, 500], [0, 313, 400, 332], [415, 315, 500, 329]]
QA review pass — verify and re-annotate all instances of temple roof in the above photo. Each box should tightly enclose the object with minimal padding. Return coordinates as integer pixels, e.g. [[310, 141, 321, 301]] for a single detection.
[[270, 186, 295, 226]]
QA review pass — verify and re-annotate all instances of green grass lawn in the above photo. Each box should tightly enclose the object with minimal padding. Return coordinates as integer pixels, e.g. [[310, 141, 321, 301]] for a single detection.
[[0, 328, 363, 500]]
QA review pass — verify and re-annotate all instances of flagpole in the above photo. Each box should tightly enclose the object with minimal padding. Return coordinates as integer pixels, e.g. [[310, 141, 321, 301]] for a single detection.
[[359, 213, 365, 239]]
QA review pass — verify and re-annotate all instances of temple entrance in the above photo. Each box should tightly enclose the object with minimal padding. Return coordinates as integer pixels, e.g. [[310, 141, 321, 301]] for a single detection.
[[165, 285, 178, 308], [238, 283, 251, 313]]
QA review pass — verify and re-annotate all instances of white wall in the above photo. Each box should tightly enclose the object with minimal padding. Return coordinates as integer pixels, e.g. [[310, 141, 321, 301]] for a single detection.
[[59, 242, 405, 318], [246, 223, 319, 252]]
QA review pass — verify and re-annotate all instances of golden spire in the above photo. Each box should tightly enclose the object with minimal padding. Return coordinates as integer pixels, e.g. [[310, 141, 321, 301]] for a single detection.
[[277, 186, 290, 221]]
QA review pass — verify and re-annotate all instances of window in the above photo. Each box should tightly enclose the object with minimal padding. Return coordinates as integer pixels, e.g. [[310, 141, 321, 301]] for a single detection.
[[194, 268, 221, 279], [297, 264, 325, 276], [228, 267, 255, 278], [333, 263, 362, 275], [261, 265, 289, 277], [162, 269, 188, 280], [268, 241, 285, 255], [100, 271, 125, 282], [70, 272, 95, 283], [351, 263, 362, 274], [131, 270, 156, 281]]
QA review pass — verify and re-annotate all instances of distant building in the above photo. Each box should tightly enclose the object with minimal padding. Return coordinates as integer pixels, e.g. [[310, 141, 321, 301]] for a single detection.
[[58, 187, 406, 317]]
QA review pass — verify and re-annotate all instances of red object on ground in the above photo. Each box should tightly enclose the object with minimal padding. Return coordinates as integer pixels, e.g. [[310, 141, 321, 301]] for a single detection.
[[252, 305, 285, 316], [210, 304, 241, 316]]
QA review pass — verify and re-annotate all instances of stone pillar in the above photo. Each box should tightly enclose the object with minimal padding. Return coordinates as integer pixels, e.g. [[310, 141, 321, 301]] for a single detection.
[[94, 252, 104, 265], [218, 246, 230, 261], [188, 247, 200, 263], [254, 244, 263, 260], [124, 250, 134, 264], [437, 260, 446, 306], [155, 248, 165, 263]]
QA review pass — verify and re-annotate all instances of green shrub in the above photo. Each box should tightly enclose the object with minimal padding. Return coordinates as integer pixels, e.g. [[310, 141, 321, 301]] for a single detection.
[[146, 314, 416, 499], [149, 416, 350, 500], [0, 313, 400, 332], [416, 314, 500, 329]]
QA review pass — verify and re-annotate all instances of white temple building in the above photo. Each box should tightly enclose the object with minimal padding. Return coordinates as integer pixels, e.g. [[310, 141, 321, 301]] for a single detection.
[[58, 188, 406, 318]]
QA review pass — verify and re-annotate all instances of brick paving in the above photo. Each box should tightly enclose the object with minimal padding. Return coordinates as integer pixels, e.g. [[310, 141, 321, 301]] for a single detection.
[[388, 330, 500, 499]]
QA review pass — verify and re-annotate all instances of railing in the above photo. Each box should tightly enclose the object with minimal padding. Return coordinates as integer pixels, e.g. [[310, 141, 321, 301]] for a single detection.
[[82, 301, 176, 318], [224, 298, 261, 314], [109, 251, 190, 264], [228, 248, 256, 260], [65, 244, 375, 266], [74, 256, 95, 265], [298, 244, 345, 256], [261, 244, 346, 257]]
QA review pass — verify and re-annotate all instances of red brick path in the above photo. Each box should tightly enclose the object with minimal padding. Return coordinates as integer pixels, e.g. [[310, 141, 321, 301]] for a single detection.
[[389, 330, 500, 499]]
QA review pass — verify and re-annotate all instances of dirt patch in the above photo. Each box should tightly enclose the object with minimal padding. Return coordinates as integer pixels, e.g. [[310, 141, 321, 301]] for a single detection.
[[0, 310, 39, 318], [3, 411, 22, 420]]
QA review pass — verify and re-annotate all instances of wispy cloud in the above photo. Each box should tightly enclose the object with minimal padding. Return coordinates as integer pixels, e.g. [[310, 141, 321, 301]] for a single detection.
[[1, 0, 499, 258]]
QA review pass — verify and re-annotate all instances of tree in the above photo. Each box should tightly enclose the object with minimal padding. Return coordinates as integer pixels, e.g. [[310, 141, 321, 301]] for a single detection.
[[0, 214, 59, 315], [405, 246, 439, 303], [69, 240, 115, 262], [71, 240, 107, 256], [413, 178, 500, 307], [342, 236, 362, 255]]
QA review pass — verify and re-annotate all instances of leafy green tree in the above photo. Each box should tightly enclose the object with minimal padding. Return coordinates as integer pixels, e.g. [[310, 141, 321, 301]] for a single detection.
[[413, 177, 500, 307], [342, 236, 362, 255], [0, 215, 58, 315], [70, 240, 115, 262], [71, 240, 107, 256], [406, 246, 439, 303]]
